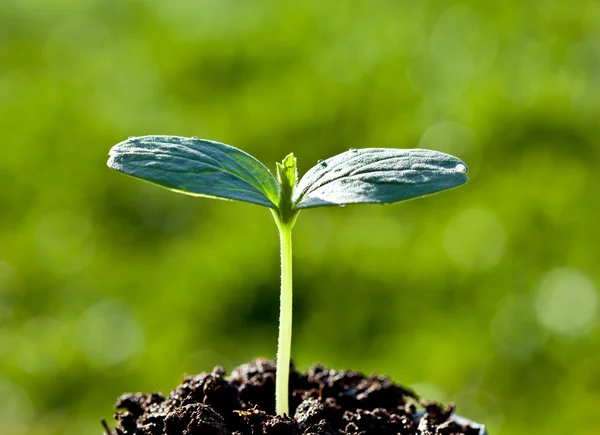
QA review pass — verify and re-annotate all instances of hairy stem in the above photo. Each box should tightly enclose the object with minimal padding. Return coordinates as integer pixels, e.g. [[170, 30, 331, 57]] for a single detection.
[[273, 214, 294, 416]]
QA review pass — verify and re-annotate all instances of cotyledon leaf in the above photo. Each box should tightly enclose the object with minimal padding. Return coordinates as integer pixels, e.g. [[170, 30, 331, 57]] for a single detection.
[[292, 148, 468, 209], [107, 136, 279, 208]]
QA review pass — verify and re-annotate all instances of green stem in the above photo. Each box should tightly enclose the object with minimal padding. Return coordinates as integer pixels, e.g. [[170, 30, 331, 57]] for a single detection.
[[273, 214, 294, 416]]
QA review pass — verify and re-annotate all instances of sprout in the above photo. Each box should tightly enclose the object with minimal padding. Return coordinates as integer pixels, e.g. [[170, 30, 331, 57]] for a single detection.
[[107, 136, 468, 416]]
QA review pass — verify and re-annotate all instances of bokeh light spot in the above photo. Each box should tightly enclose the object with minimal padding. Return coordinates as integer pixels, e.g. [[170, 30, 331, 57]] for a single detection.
[[443, 209, 506, 271], [76, 300, 144, 367], [490, 294, 547, 361], [534, 268, 597, 338], [419, 121, 475, 158], [0, 380, 34, 435], [16, 317, 66, 374], [35, 211, 95, 274]]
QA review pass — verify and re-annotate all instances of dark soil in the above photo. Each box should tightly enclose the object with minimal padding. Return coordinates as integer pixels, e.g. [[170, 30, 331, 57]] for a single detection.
[[104, 358, 481, 435]]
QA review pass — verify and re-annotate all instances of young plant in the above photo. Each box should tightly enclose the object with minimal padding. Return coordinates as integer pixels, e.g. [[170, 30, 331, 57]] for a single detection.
[[107, 136, 468, 416]]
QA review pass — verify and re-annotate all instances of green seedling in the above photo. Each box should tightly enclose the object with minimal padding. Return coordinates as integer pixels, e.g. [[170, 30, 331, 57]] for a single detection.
[[107, 136, 468, 416]]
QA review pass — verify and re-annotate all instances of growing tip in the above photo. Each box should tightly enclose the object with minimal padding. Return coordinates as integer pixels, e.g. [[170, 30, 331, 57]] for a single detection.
[[276, 153, 298, 191], [282, 153, 296, 168]]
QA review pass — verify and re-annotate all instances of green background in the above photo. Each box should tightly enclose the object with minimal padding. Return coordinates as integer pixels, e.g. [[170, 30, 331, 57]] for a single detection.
[[1, 1, 599, 434]]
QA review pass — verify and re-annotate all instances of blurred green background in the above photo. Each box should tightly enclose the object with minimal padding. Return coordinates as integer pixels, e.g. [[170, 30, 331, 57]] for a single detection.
[[1, 1, 599, 434]]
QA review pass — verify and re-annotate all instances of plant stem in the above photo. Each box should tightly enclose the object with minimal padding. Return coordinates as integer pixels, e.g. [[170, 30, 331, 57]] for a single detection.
[[274, 217, 294, 416]]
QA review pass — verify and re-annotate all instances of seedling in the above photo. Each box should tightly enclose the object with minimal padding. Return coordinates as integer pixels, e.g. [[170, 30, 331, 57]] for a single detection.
[[107, 136, 468, 416]]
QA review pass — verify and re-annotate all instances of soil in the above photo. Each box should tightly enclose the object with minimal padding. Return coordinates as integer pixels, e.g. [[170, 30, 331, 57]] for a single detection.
[[104, 358, 482, 435]]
